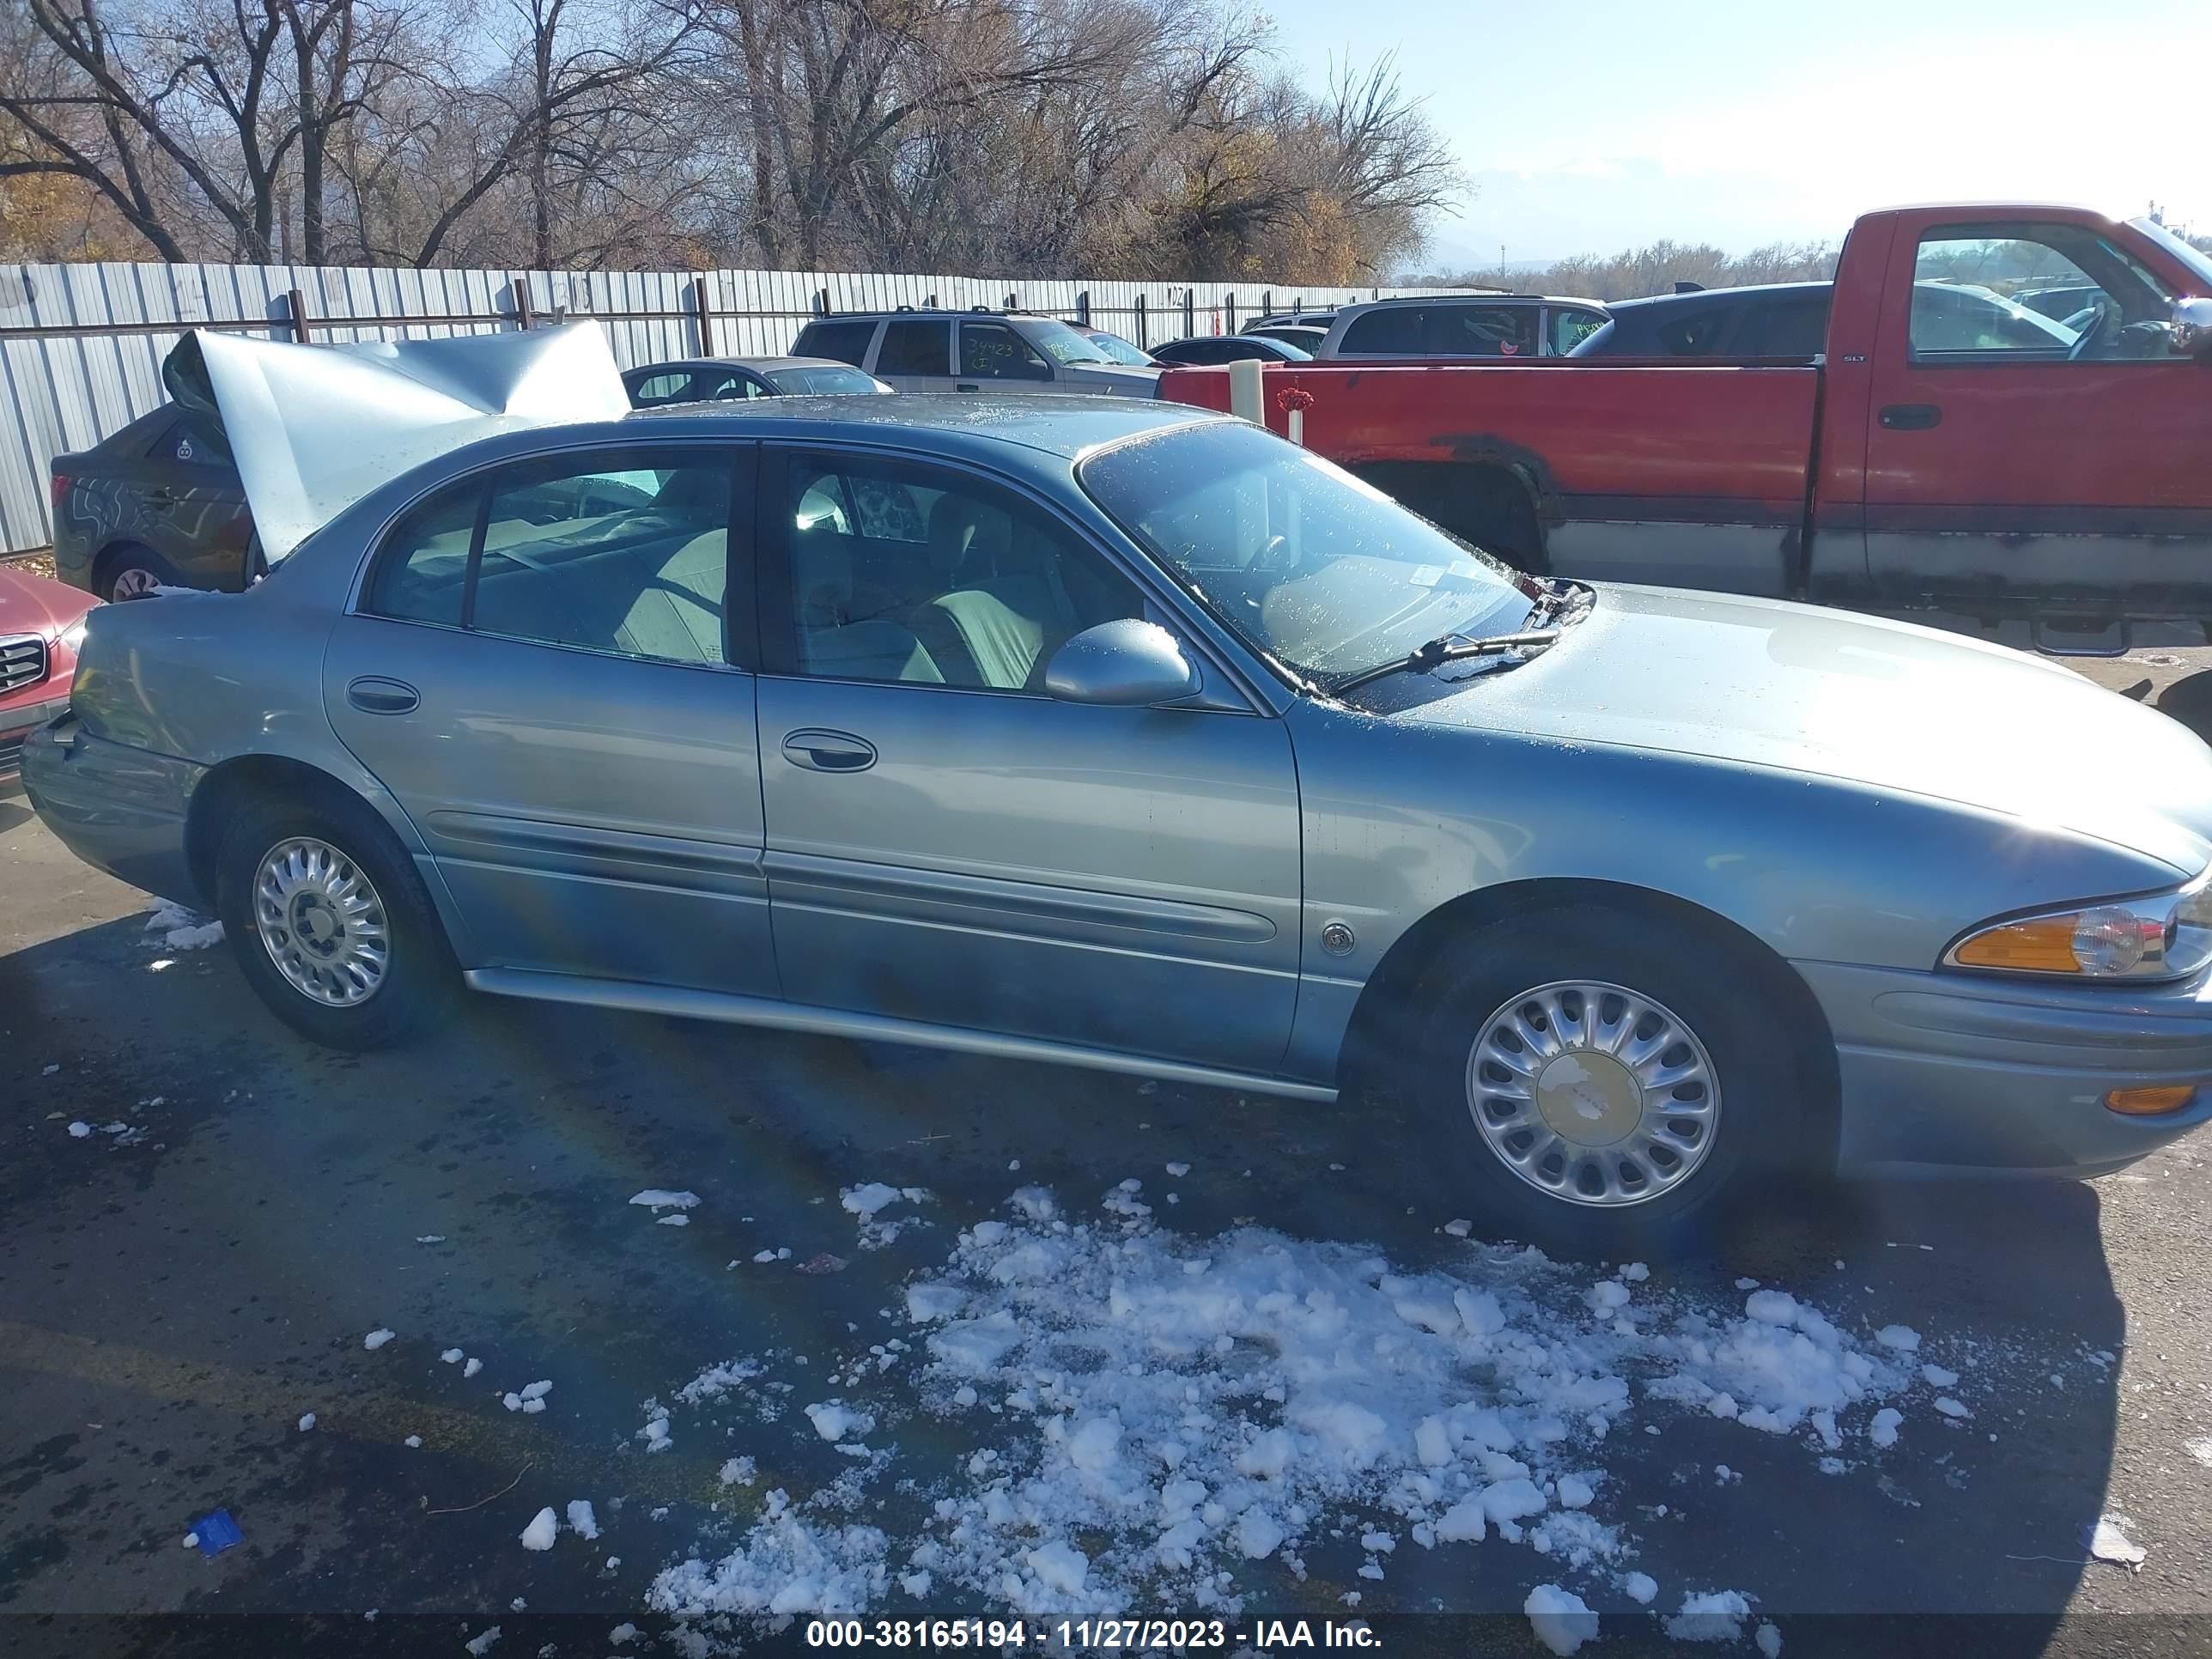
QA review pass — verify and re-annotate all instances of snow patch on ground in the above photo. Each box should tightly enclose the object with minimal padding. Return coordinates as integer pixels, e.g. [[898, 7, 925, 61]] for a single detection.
[[649, 1180, 1917, 1635], [630, 1190, 700, 1212], [145, 899, 223, 951], [520, 1509, 558, 1551], [1666, 1589, 1753, 1641], [1525, 1584, 1599, 1655]]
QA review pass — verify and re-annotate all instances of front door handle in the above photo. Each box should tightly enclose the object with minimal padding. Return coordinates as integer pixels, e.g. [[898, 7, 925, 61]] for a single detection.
[[346, 676, 420, 715], [1878, 403, 1942, 431], [781, 728, 877, 772]]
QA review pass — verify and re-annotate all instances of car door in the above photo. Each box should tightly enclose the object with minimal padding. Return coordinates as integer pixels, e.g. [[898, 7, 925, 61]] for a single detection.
[[753, 444, 1304, 1073], [142, 415, 256, 588], [321, 441, 778, 997], [872, 319, 955, 393], [955, 320, 1056, 394], [1862, 217, 2212, 617]]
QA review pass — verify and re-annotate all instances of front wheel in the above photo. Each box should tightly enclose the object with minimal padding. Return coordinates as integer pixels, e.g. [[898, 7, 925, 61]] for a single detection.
[[215, 793, 458, 1050], [1406, 906, 1803, 1255]]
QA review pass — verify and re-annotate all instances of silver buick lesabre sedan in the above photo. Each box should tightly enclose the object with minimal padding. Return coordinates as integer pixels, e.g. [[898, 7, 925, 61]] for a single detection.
[[25, 328, 2212, 1249]]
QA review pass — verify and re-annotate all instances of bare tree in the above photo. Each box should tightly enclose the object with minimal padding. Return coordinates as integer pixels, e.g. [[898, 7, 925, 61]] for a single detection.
[[0, 0, 410, 261]]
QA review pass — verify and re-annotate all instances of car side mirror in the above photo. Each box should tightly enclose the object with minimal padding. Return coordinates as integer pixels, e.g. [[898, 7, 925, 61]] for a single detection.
[[2172, 296, 2212, 359], [1043, 619, 1201, 706]]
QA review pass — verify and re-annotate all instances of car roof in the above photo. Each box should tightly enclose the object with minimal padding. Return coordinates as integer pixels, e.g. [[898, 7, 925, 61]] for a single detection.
[[617, 392, 1214, 459], [801, 309, 1058, 323], [1334, 293, 1593, 311], [1605, 282, 1832, 314], [626, 355, 855, 375]]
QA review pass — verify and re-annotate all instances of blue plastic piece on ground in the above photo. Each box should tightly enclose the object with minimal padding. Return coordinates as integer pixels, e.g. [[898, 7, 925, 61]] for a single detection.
[[193, 1510, 243, 1556]]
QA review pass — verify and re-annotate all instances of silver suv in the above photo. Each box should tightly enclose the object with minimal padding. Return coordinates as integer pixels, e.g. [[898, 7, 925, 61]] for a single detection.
[[793, 308, 1163, 398], [1316, 295, 1611, 360]]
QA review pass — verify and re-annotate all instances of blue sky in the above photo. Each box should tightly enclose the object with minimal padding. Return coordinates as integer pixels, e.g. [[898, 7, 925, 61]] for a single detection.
[[1257, 0, 2212, 268]]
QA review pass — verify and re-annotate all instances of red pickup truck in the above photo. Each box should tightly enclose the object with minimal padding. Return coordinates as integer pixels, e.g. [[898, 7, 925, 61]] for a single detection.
[[1159, 204, 2212, 642]]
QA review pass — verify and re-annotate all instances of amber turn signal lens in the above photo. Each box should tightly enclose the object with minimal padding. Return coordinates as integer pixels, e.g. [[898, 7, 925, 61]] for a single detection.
[[2103, 1085, 2197, 1116], [1949, 916, 2084, 974]]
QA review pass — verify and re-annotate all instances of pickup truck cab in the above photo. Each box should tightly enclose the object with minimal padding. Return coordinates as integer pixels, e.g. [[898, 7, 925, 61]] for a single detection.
[[1160, 205, 2212, 638]]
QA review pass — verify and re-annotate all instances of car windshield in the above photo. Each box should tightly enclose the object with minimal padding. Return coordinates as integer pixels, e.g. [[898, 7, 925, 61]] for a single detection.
[[1023, 317, 1116, 366], [765, 364, 885, 395], [2133, 217, 2212, 289], [1079, 420, 1537, 682], [1084, 331, 1155, 366]]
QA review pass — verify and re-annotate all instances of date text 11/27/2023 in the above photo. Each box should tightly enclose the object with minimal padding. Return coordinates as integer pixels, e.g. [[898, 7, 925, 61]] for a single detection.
[[803, 1618, 1382, 1649]]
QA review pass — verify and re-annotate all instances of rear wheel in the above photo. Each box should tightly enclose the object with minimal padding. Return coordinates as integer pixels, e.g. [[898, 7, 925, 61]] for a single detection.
[[97, 544, 177, 602], [215, 791, 457, 1049], [1404, 905, 1803, 1255]]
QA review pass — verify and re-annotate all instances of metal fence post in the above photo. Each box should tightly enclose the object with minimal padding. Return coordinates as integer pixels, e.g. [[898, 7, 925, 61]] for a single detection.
[[1134, 295, 1146, 349], [814, 288, 830, 317], [1004, 291, 1018, 311], [1076, 290, 1090, 326], [693, 275, 714, 355], [286, 288, 313, 343], [511, 276, 533, 329], [1182, 289, 1194, 338], [1225, 294, 1237, 333], [1261, 290, 1272, 319]]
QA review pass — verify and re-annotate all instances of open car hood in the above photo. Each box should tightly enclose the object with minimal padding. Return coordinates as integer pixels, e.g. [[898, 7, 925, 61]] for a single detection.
[[163, 322, 629, 562]]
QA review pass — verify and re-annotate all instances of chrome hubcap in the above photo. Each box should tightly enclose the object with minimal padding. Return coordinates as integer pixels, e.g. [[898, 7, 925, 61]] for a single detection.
[[110, 567, 160, 600], [1467, 979, 1720, 1208], [252, 837, 389, 1007]]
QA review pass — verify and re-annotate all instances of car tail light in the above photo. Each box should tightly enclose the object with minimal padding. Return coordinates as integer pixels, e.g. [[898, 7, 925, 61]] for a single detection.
[[50, 471, 70, 512]]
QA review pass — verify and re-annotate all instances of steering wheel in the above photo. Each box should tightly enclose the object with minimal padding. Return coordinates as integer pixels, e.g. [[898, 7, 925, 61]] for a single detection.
[[2066, 301, 2112, 362]]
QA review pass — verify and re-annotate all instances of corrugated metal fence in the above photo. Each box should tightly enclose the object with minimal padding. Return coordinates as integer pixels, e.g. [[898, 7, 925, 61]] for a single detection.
[[0, 259, 1464, 554]]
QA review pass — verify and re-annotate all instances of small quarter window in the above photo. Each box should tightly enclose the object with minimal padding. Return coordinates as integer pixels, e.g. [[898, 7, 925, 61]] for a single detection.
[[364, 482, 479, 626]]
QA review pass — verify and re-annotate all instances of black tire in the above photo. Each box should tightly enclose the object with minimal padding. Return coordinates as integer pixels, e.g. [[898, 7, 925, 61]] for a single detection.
[[96, 544, 179, 602], [1402, 903, 1804, 1257], [214, 788, 459, 1050]]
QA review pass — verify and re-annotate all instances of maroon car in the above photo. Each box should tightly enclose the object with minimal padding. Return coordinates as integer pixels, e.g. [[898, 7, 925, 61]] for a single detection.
[[0, 562, 96, 792]]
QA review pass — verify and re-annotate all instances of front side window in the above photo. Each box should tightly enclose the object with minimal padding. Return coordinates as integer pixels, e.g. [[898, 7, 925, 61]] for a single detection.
[[1910, 225, 2175, 362], [1548, 307, 1608, 356], [767, 364, 887, 395], [1080, 420, 1534, 683], [778, 453, 1142, 690], [959, 322, 1054, 380], [364, 447, 738, 666]]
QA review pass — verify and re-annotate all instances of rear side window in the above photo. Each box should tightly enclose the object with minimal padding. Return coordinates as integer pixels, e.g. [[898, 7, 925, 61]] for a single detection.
[[875, 319, 950, 376], [793, 319, 878, 368], [1733, 297, 1830, 356], [629, 371, 696, 407], [1655, 307, 1732, 355], [363, 448, 742, 666], [1338, 307, 1425, 353], [1431, 304, 1537, 357]]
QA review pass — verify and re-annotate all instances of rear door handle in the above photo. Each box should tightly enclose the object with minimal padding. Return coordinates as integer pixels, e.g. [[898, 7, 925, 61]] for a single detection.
[[781, 728, 877, 772], [346, 676, 420, 715], [1878, 403, 1942, 430], [146, 487, 176, 509]]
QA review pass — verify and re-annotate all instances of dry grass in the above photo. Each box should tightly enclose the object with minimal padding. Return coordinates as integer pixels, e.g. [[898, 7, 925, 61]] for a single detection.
[[3, 550, 58, 581]]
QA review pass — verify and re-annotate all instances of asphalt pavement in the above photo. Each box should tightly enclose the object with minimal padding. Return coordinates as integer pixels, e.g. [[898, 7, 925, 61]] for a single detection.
[[5, 641, 2212, 1658]]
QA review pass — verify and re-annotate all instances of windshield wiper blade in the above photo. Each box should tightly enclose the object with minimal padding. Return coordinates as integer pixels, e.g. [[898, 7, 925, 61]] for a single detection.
[[1333, 629, 1559, 695]]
